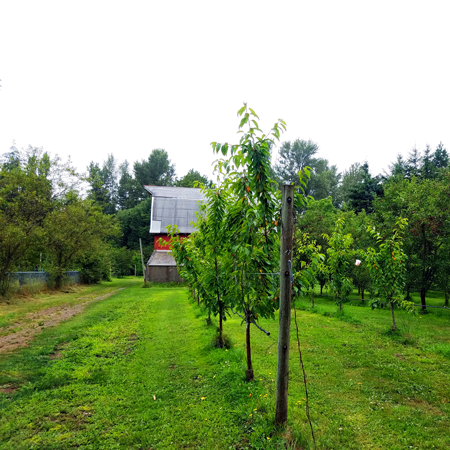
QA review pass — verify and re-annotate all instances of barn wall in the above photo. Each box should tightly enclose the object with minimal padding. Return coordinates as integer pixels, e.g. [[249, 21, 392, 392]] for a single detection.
[[146, 265, 184, 283], [154, 234, 189, 251]]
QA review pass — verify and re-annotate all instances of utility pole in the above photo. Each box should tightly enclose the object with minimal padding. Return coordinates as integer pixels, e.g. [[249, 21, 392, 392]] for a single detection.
[[275, 184, 294, 425]]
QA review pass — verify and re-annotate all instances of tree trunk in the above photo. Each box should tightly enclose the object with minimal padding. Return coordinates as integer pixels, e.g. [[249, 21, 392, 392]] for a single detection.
[[311, 292, 315, 308], [444, 290, 449, 307], [219, 305, 223, 347], [361, 288, 365, 301], [55, 273, 63, 290], [357, 286, 361, 295], [320, 283, 324, 295], [420, 289, 427, 312], [245, 314, 254, 381], [390, 301, 396, 331]]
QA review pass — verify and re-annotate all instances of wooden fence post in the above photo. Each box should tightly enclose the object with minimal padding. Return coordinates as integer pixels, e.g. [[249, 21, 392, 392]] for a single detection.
[[275, 184, 294, 425], [139, 238, 147, 285]]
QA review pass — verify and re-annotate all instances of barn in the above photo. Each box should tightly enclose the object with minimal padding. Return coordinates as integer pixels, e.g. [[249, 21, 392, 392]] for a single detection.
[[144, 186, 205, 283]]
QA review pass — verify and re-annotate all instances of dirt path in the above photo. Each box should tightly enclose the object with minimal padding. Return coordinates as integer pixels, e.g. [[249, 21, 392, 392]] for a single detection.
[[0, 288, 126, 354]]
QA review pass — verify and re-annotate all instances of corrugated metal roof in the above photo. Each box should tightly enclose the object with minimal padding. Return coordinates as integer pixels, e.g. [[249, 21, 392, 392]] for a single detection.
[[145, 186, 205, 234], [144, 185, 205, 200], [147, 250, 177, 266]]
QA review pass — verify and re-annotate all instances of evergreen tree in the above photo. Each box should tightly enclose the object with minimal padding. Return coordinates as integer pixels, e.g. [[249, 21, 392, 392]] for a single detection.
[[86, 154, 118, 215], [347, 163, 383, 213]]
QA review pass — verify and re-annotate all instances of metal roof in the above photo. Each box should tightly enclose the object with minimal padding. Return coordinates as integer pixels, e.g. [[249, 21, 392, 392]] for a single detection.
[[147, 250, 177, 266], [144, 185, 205, 200], [144, 186, 205, 234]]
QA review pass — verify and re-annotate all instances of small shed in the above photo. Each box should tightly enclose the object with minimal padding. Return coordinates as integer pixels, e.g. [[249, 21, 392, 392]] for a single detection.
[[144, 186, 205, 282]]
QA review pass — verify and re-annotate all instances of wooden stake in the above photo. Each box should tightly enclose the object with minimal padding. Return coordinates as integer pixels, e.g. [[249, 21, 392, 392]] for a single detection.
[[275, 184, 294, 425], [139, 238, 147, 285]]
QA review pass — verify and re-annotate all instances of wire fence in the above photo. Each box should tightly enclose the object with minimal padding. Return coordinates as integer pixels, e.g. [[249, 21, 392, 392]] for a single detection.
[[8, 271, 80, 285], [316, 293, 450, 310]]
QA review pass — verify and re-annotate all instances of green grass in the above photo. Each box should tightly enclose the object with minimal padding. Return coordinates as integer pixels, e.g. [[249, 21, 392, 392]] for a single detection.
[[0, 278, 134, 331], [1, 280, 449, 449]]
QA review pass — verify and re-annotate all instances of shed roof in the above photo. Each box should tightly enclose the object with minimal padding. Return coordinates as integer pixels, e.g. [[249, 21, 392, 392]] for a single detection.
[[144, 185, 205, 200], [147, 250, 177, 266], [144, 186, 205, 234]]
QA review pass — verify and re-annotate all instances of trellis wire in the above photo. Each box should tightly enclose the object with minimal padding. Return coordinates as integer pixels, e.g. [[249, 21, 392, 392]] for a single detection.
[[245, 272, 280, 275], [319, 294, 450, 310]]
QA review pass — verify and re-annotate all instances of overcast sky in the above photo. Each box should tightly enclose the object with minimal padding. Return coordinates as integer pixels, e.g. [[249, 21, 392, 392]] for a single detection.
[[1, 1, 449, 181]]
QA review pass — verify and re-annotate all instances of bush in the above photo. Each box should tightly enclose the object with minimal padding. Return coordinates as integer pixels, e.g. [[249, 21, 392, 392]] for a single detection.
[[111, 247, 135, 278], [78, 249, 110, 284]]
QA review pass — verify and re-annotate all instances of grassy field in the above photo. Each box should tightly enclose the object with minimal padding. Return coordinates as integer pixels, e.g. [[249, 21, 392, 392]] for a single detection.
[[0, 279, 449, 449]]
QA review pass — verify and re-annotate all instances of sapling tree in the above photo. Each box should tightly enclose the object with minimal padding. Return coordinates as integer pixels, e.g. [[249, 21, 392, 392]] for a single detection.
[[196, 186, 230, 346], [365, 217, 412, 331], [167, 188, 230, 344], [166, 226, 203, 305], [211, 104, 292, 380], [325, 218, 354, 310], [293, 233, 325, 308]]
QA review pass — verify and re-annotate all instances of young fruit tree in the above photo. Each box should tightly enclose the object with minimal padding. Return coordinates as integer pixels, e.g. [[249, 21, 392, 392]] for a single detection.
[[365, 217, 412, 331], [211, 104, 289, 380], [293, 233, 325, 308], [325, 218, 355, 310], [195, 187, 230, 346]]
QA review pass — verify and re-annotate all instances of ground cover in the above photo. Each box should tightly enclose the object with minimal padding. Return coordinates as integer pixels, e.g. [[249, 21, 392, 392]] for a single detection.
[[0, 279, 449, 449], [0, 279, 133, 332]]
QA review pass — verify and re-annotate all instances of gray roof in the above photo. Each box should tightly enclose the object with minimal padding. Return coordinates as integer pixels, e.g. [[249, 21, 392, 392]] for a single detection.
[[147, 250, 177, 266], [144, 186, 205, 234], [144, 186, 205, 200]]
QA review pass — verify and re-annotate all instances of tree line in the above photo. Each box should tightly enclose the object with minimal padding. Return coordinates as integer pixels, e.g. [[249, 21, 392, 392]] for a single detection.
[[2, 114, 449, 303], [0, 144, 211, 296]]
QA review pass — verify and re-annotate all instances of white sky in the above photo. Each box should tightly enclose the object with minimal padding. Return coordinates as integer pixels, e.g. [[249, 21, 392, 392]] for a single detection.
[[1, 1, 449, 181]]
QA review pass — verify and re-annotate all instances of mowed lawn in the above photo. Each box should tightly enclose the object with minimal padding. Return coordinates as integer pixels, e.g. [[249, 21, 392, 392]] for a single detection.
[[0, 279, 449, 449]]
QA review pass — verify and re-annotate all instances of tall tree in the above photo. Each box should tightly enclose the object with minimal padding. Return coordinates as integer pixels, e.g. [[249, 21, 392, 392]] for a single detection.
[[0, 160, 53, 293], [86, 154, 118, 215], [176, 169, 209, 187], [406, 147, 422, 179], [347, 162, 383, 213], [432, 142, 449, 170], [0, 148, 81, 294], [274, 139, 341, 203], [373, 172, 450, 310], [134, 149, 176, 187], [117, 161, 142, 210], [388, 154, 408, 178], [338, 162, 364, 205], [115, 197, 153, 258], [43, 197, 118, 288]]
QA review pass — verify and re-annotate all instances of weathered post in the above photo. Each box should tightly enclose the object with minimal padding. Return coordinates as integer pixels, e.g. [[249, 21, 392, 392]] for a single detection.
[[139, 238, 147, 286], [275, 184, 294, 425]]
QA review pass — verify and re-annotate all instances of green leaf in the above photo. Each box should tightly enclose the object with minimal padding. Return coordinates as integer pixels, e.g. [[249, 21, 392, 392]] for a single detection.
[[239, 117, 248, 128], [237, 105, 246, 116], [249, 108, 260, 120]]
